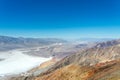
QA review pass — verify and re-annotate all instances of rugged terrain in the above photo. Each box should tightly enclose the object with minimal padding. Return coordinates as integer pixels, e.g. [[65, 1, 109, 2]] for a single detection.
[[0, 36, 120, 80], [0, 36, 102, 80], [14, 39, 120, 80]]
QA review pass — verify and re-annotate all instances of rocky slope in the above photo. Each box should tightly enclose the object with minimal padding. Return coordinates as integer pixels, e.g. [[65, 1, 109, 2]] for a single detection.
[[35, 59, 120, 80], [24, 39, 120, 80]]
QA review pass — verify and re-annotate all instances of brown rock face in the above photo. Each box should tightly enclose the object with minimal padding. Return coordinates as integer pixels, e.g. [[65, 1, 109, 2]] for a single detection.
[[34, 60, 120, 80]]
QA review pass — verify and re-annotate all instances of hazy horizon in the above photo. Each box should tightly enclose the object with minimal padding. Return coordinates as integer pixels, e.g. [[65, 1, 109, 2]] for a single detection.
[[0, 35, 118, 41]]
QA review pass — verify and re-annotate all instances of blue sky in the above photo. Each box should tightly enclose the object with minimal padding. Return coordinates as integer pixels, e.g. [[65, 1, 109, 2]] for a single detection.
[[0, 0, 120, 39]]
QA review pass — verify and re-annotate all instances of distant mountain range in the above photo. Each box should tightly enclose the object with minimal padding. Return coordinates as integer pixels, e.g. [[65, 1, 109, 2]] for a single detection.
[[0, 36, 66, 51]]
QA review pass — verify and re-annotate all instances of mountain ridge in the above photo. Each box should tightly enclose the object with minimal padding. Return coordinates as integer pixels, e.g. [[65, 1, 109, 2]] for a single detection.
[[0, 36, 67, 51]]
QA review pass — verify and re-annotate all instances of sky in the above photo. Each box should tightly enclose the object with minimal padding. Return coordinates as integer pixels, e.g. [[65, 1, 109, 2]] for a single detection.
[[0, 0, 120, 39]]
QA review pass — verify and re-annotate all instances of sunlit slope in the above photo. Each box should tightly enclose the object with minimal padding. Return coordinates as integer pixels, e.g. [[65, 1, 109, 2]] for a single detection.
[[33, 40, 120, 80], [35, 60, 120, 80]]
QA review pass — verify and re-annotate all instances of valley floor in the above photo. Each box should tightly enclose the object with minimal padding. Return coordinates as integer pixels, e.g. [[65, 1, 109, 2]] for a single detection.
[[0, 50, 51, 78]]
